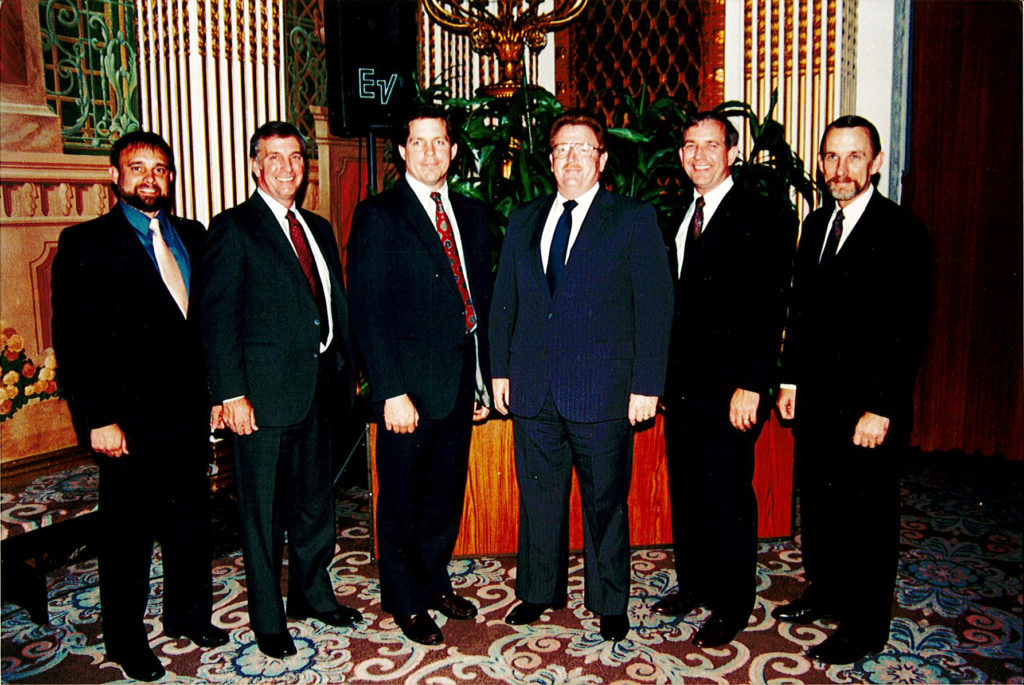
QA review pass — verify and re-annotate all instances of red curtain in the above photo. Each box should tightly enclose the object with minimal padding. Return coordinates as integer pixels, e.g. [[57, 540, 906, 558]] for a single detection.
[[903, 0, 1023, 460]]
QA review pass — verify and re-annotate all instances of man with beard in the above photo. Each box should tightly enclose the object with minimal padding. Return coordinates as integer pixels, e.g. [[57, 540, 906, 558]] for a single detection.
[[51, 131, 228, 681], [773, 116, 930, 663]]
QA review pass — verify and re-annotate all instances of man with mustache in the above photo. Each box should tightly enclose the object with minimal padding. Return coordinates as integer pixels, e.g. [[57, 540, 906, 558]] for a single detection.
[[199, 121, 361, 659], [490, 109, 673, 642], [51, 131, 228, 681], [773, 116, 930, 664], [653, 112, 795, 647]]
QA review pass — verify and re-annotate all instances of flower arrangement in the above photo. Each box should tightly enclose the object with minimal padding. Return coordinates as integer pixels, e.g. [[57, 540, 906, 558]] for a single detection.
[[0, 324, 61, 422]]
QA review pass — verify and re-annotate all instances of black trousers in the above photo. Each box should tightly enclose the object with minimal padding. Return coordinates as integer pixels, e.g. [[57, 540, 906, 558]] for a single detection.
[[96, 436, 213, 655], [663, 391, 761, 628], [233, 355, 343, 634], [374, 344, 476, 617], [794, 411, 901, 644], [511, 393, 633, 616]]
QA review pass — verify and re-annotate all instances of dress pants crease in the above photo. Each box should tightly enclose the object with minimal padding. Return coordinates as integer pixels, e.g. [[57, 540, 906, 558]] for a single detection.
[[663, 394, 759, 626], [234, 355, 340, 634], [512, 393, 632, 616], [97, 439, 213, 651], [375, 344, 476, 616]]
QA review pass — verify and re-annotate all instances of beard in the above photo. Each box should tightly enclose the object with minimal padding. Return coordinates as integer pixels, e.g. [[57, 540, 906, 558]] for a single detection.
[[826, 175, 869, 202], [112, 184, 172, 213]]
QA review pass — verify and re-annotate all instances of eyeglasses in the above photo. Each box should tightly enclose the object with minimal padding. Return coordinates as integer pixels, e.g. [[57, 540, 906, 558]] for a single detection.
[[551, 142, 604, 159]]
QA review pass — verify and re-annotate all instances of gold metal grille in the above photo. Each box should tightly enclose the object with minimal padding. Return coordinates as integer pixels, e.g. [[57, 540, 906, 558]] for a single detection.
[[563, 0, 715, 119]]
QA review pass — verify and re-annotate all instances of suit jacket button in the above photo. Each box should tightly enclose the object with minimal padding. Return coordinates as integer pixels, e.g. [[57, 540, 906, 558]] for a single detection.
[[547, 313, 553, 320], [314, 318, 320, 326]]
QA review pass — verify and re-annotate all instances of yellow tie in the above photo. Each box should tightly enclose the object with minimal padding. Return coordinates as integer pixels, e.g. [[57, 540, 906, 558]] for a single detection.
[[150, 218, 188, 316]]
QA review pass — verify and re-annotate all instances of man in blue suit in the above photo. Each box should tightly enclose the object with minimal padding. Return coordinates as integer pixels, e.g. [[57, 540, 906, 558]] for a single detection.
[[489, 109, 673, 642]]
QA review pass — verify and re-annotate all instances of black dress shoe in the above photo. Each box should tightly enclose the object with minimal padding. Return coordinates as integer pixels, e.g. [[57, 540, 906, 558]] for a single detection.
[[693, 614, 743, 648], [166, 623, 230, 648], [504, 599, 565, 625], [651, 591, 703, 616], [108, 646, 165, 682], [255, 631, 297, 659], [288, 604, 362, 627], [394, 613, 443, 645], [807, 631, 886, 664], [599, 614, 630, 641], [429, 592, 478, 620], [771, 597, 837, 624]]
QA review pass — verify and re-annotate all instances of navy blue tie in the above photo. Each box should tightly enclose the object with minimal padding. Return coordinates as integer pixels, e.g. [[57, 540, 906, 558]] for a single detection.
[[546, 199, 577, 294]]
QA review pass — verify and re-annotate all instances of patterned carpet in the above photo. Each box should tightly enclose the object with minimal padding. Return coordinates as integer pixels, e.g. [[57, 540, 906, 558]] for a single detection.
[[1, 452, 1021, 684]]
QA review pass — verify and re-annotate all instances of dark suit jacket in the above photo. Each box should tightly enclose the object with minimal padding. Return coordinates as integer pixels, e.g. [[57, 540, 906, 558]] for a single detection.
[[346, 178, 492, 420], [51, 208, 210, 449], [198, 193, 353, 427], [782, 190, 930, 430], [489, 188, 674, 423], [666, 185, 796, 407]]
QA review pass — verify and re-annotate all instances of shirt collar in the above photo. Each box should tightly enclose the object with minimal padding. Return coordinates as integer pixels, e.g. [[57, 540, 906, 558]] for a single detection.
[[405, 173, 449, 204], [692, 174, 734, 214], [555, 180, 601, 215], [119, 201, 165, 235], [256, 187, 296, 223], [831, 184, 874, 229]]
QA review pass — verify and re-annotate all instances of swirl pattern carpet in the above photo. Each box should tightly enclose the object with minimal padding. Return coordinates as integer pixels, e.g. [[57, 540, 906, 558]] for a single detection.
[[2, 453, 1020, 684]]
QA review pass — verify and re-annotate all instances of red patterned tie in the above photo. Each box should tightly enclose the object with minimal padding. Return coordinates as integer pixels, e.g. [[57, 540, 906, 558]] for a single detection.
[[431, 192, 477, 333]]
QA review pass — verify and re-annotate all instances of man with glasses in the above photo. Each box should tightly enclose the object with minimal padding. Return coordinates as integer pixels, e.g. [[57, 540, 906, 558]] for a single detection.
[[490, 109, 673, 642]]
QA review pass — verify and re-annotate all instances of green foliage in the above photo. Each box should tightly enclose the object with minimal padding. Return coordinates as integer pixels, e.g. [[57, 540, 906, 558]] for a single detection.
[[716, 92, 817, 213], [403, 83, 814, 256]]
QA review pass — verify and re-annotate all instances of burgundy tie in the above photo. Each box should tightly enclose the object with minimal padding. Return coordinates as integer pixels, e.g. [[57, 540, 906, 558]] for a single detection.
[[431, 192, 477, 333], [287, 210, 328, 343]]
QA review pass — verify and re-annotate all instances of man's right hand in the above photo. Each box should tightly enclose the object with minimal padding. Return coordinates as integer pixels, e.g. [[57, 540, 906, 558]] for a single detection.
[[777, 387, 796, 420], [384, 394, 419, 433], [223, 396, 258, 435], [492, 378, 510, 415], [90, 423, 128, 457]]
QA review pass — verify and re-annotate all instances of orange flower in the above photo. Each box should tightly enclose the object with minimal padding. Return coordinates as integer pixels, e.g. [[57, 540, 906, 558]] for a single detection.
[[45, 380, 57, 394], [2, 370, 18, 386], [22, 362, 36, 377], [39, 367, 55, 382], [1, 399, 11, 415], [6, 334, 24, 353], [4, 349, 18, 361]]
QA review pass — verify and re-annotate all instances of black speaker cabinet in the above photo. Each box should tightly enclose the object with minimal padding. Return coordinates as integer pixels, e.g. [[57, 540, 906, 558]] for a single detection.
[[324, 0, 419, 137]]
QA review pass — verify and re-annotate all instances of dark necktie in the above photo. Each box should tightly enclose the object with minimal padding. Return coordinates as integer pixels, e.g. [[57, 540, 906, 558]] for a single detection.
[[819, 208, 844, 268], [431, 192, 477, 333], [287, 209, 328, 343], [681, 196, 705, 269], [546, 199, 578, 294]]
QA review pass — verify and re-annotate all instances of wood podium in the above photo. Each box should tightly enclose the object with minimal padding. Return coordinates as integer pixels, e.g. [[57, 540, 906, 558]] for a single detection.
[[367, 413, 794, 558]]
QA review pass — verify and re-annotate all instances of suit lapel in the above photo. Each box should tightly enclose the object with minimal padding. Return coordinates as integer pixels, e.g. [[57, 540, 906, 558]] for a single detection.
[[558, 188, 612, 289], [248, 194, 315, 296], [527, 195, 555, 295], [394, 179, 460, 288]]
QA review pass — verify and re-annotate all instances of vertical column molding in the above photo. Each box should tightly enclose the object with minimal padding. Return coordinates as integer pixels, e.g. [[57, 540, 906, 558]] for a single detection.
[[135, 0, 287, 226]]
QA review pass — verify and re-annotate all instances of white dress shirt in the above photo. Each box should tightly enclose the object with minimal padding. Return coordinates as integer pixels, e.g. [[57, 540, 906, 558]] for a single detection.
[[539, 181, 601, 271], [818, 185, 874, 261], [673, 175, 734, 277]]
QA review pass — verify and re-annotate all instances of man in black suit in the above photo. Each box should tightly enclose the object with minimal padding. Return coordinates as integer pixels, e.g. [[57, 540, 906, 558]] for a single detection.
[[772, 115, 930, 664], [51, 131, 228, 681], [490, 109, 673, 642], [653, 112, 794, 648], [346, 107, 492, 646], [199, 121, 361, 659]]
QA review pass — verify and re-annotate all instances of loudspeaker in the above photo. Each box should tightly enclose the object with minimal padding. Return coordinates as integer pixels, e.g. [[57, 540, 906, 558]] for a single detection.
[[324, 0, 419, 137]]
